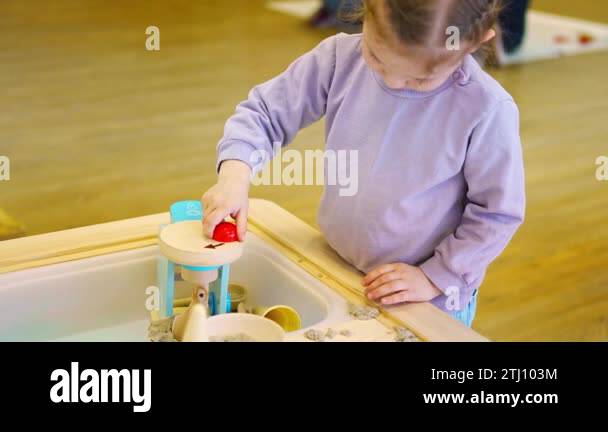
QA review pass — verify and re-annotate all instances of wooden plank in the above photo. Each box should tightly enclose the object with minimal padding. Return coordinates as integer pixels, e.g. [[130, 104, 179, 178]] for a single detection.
[[0, 213, 169, 274]]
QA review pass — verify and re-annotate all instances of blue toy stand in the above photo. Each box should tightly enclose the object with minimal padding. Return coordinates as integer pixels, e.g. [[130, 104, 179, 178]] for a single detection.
[[158, 200, 231, 318]]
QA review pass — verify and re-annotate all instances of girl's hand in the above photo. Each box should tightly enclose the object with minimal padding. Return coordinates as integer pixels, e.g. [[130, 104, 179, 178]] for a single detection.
[[202, 160, 251, 241], [362, 263, 443, 305]]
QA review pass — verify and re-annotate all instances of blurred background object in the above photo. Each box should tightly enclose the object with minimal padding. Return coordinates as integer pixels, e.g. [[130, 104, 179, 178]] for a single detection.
[[0, 209, 25, 240], [1, 0, 607, 341], [500, 0, 531, 54]]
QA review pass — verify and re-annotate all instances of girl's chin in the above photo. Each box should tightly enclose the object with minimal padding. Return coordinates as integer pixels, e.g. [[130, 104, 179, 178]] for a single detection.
[[385, 81, 439, 92]]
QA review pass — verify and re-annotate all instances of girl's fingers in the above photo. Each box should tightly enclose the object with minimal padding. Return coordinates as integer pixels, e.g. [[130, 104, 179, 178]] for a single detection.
[[201, 193, 216, 214], [234, 207, 248, 242], [201, 196, 218, 225], [202, 205, 218, 228], [362, 264, 397, 286], [379, 291, 411, 305], [364, 271, 403, 293], [203, 207, 229, 238], [367, 280, 408, 301]]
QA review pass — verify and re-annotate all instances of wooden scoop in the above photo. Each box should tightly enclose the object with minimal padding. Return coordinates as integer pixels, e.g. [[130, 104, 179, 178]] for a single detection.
[[172, 286, 210, 342]]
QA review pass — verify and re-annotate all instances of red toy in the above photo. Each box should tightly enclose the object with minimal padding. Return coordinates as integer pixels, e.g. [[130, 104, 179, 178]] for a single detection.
[[212, 221, 238, 242], [579, 33, 594, 45]]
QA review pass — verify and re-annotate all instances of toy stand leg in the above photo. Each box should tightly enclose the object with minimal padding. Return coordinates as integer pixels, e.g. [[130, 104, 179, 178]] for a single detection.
[[157, 255, 175, 318], [157, 223, 176, 318], [208, 264, 231, 315]]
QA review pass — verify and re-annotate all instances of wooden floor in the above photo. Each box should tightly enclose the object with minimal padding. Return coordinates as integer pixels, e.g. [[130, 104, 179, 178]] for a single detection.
[[1, 0, 606, 341]]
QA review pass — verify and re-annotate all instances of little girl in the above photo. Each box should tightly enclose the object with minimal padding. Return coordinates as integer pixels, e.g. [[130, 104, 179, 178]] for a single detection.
[[202, 0, 526, 327]]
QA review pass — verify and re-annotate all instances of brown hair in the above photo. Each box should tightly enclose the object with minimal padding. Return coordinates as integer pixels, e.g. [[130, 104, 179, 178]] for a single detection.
[[351, 0, 502, 48]]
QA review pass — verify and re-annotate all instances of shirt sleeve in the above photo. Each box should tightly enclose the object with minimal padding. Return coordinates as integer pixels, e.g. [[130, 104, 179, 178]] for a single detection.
[[420, 99, 526, 308], [216, 35, 338, 174]]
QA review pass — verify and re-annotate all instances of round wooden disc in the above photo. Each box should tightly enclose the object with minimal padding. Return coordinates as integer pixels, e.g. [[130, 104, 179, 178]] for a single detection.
[[159, 220, 244, 267]]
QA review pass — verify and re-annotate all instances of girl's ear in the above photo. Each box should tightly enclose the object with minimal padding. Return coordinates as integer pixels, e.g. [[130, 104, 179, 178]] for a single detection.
[[482, 29, 497, 44], [467, 29, 497, 54]]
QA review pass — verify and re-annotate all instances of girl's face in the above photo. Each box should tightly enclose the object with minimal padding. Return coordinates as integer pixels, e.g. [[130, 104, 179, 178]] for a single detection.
[[361, 3, 469, 92]]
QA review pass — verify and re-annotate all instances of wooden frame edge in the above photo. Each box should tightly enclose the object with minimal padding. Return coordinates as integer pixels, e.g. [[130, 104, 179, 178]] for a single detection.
[[0, 199, 488, 342]]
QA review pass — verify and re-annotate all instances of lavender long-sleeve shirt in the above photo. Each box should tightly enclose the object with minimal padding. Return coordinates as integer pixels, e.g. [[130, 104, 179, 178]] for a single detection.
[[217, 33, 526, 312]]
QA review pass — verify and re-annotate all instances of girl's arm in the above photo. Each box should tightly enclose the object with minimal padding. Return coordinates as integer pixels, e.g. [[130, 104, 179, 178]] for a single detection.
[[419, 100, 526, 309], [203, 36, 338, 239], [215, 35, 338, 174]]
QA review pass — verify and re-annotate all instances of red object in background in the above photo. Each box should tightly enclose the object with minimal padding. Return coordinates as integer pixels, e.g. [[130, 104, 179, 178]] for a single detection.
[[213, 221, 238, 242], [579, 33, 594, 45]]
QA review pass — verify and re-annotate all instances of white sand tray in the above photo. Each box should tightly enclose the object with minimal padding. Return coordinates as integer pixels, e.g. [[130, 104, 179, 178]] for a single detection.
[[266, 0, 608, 65]]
